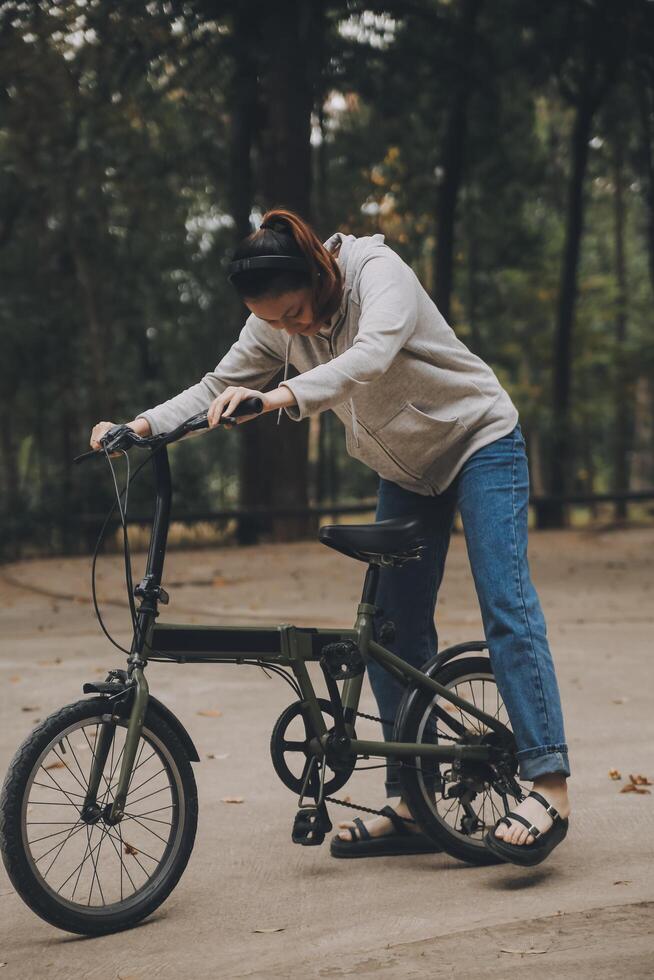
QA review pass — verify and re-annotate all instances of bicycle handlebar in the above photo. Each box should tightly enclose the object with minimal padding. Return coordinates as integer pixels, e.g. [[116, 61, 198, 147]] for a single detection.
[[74, 396, 264, 465]]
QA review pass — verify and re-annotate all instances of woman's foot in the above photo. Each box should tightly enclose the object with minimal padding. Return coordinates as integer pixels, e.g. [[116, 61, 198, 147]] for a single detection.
[[336, 797, 420, 841], [493, 774, 571, 845]]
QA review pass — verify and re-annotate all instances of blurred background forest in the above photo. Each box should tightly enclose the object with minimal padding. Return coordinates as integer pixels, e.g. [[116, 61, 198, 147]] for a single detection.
[[1, 0, 654, 559]]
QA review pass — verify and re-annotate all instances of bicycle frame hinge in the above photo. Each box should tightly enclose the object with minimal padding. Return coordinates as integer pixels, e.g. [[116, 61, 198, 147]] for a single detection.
[[134, 574, 169, 605]]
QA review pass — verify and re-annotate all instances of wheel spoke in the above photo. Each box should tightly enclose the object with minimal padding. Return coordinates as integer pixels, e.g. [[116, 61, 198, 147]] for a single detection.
[[87, 828, 107, 906], [41, 821, 86, 877], [49, 746, 88, 797], [125, 766, 168, 800], [122, 812, 172, 828], [30, 821, 84, 849], [125, 785, 171, 808], [68, 827, 94, 901], [37, 767, 83, 814], [121, 813, 169, 846]]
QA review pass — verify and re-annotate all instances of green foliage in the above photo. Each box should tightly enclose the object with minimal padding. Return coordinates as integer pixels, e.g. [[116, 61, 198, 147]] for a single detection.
[[1, 0, 653, 557]]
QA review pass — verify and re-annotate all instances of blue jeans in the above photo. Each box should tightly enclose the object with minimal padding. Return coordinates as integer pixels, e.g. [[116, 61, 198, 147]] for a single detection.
[[367, 421, 570, 795]]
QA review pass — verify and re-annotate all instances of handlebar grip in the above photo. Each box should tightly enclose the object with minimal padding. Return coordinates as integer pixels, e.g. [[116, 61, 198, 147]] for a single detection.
[[223, 395, 264, 420]]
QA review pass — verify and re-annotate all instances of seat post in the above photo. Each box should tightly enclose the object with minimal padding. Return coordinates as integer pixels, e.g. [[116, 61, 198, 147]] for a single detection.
[[361, 562, 380, 605]]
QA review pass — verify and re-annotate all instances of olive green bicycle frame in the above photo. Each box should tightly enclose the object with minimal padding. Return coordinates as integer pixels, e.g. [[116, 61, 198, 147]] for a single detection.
[[102, 440, 511, 823]]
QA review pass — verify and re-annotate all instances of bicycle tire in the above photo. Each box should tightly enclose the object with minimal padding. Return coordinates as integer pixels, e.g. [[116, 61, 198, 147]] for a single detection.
[[0, 696, 198, 935], [396, 655, 525, 866]]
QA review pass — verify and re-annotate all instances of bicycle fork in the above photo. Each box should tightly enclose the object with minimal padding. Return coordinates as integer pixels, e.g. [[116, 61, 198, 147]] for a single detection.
[[82, 668, 150, 824]]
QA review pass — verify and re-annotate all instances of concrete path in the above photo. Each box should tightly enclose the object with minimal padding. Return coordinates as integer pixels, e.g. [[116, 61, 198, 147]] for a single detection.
[[0, 525, 652, 978]]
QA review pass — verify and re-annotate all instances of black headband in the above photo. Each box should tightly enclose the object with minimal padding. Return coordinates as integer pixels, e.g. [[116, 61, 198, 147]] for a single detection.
[[226, 255, 308, 282]]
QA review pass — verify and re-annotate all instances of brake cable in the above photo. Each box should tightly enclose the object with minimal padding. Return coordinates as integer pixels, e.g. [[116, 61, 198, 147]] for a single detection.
[[90, 443, 161, 657]]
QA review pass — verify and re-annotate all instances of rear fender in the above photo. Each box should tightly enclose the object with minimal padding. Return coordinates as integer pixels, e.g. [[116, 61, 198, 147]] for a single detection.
[[392, 640, 489, 740]]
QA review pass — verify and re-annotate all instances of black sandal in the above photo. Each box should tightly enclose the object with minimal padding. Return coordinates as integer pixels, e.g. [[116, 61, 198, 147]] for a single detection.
[[330, 805, 442, 858], [483, 789, 569, 867]]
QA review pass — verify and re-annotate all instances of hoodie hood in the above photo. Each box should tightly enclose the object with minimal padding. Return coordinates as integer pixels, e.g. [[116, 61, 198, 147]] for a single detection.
[[277, 231, 386, 445]]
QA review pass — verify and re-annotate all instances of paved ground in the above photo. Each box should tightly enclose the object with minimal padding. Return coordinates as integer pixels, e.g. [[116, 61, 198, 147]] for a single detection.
[[0, 525, 653, 978]]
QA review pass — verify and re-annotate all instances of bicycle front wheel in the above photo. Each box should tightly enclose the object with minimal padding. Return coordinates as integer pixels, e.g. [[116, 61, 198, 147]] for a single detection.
[[0, 696, 198, 935]]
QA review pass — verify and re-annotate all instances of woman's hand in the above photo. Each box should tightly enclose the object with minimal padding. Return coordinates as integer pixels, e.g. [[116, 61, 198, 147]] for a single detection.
[[207, 387, 271, 428], [89, 418, 151, 451]]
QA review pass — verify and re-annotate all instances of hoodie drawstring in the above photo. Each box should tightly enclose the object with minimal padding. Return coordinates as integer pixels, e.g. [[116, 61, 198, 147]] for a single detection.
[[277, 334, 292, 426], [350, 397, 359, 447], [277, 327, 360, 447]]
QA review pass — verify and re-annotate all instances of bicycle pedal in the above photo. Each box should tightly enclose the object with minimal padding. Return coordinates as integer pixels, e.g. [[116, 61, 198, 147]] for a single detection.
[[292, 807, 328, 846]]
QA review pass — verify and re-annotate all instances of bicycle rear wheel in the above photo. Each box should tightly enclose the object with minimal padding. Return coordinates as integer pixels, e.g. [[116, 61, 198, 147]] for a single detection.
[[396, 655, 528, 866], [0, 696, 198, 935]]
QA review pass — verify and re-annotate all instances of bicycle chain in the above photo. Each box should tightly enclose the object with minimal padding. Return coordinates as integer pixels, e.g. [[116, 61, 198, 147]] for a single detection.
[[321, 707, 456, 825]]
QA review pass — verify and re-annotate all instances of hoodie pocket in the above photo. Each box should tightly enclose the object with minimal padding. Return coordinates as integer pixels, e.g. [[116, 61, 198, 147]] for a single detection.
[[373, 401, 468, 478]]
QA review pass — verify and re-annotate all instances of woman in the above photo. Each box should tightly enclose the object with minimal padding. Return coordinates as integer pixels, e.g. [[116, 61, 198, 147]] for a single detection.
[[91, 208, 571, 866]]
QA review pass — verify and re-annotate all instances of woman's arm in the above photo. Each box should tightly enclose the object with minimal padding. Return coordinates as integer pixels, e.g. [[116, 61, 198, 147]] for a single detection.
[[278, 251, 419, 420], [134, 313, 288, 436]]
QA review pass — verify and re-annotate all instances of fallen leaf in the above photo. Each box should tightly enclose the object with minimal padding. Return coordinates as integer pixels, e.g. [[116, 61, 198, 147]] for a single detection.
[[45, 760, 66, 771], [221, 796, 244, 804], [21, 705, 40, 712], [253, 927, 285, 934], [124, 842, 139, 856], [212, 576, 229, 587], [608, 769, 621, 780], [613, 880, 631, 885], [206, 753, 229, 760], [38, 657, 62, 667], [612, 697, 628, 704], [620, 783, 651, 794], [9, 676, 21, 683], [197, 709, 223, 718], [628, 773, 652, 785]]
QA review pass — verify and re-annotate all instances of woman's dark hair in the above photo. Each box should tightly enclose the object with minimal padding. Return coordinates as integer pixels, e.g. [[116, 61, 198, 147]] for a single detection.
[[228, 207, 343, 323]]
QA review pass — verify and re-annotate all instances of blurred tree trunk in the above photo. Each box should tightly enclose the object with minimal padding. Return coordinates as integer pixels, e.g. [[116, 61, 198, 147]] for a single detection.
[[433, 0, 482, 324], [633, 64, 654, 490], [544, 5, 620, 528], [631, 376, 654, 489], [636, 60, 654, 296], [247, 0, 321, 541], [611, 133, 630, 519], [229, 3, 266, 545], [546, 92, 594, 529], [0, 392, 21, 559]]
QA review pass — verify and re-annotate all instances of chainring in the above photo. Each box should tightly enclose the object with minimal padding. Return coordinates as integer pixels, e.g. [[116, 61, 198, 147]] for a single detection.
[[269, 697, 357, 795]]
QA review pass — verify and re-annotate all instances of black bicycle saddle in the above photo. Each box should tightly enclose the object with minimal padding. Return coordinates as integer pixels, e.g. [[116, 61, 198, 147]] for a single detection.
[[318, 516, 426, 563]]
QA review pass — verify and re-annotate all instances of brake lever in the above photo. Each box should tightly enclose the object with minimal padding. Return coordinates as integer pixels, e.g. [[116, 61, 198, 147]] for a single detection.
[[73, 425, 150, 464]]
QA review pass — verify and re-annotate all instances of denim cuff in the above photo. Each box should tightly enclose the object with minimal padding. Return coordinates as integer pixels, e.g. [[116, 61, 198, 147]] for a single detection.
[[386, 749, 571, 793], [518, 748, 571, 781]]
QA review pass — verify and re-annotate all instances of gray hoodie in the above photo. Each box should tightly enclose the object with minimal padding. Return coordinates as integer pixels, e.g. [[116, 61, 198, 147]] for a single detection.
[[137, 231, 519, 495]]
